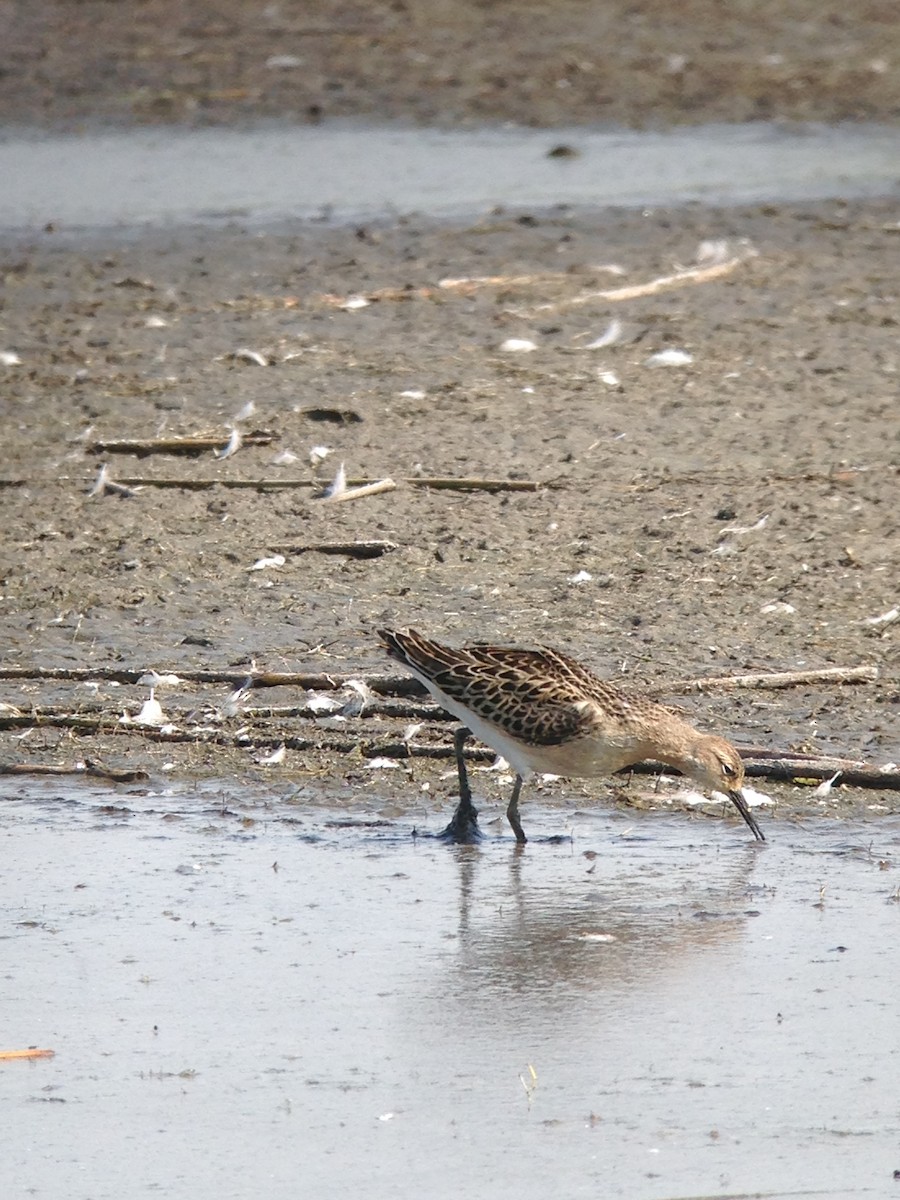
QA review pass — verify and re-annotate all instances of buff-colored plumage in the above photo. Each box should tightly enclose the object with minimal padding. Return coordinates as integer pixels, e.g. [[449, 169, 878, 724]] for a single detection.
[[379, 628, 764, 844]]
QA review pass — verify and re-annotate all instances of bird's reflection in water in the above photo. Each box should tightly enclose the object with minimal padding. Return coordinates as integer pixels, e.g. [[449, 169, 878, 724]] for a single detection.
[[442, 823, 762, 1012]]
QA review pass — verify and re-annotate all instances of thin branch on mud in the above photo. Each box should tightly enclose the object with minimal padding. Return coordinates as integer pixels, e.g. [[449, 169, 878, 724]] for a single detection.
[[0, 665, 426, 694], [274, 540, 399, 558], [77, 474, 547, 494], [0, 759, 149, 782], [525, 252, 755, 314], [407, 476, 546, 492], [319, 477, 397, 503], [0, 664, 882, 698], [658, 665, 879, 694], [88, 433, 277, 456], [2, 702, 898, 791]]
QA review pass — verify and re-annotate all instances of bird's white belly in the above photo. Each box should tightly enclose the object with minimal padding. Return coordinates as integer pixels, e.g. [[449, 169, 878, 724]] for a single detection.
[[418, 677, 639, 780]]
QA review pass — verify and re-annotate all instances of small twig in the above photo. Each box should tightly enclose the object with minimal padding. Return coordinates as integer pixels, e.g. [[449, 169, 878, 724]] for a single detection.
[[273, 540, 399, 559], [0, 665, 426, 694], [408, 477, 546, 492], [319, 477, 397, 503], [658, 665, 879, 694], [525, 254, 753, 314], [0, 1049, 55, 1061], [0, 759, 149, 781], [88, 433, 276, 456]]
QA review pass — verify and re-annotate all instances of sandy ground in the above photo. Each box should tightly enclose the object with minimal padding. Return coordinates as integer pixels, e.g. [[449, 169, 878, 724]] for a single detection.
[[0, 2, 897, 824], [2, 0, 900, 130]]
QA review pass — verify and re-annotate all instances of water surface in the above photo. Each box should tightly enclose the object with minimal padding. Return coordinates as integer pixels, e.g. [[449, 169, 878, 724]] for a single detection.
[[2, 778, 897, 1198]]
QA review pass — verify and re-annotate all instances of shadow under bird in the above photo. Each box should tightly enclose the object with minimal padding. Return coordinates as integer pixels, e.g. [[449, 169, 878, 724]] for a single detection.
[[378, 627, 765, 844]]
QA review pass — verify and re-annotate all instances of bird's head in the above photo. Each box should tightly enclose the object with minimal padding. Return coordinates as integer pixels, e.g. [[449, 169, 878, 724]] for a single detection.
[[687, 734, 745, 795], [686, 734, 764, 841]]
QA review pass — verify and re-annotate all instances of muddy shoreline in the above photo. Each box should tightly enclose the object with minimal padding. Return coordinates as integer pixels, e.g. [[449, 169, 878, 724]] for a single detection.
[[1, 2, 898, 825]]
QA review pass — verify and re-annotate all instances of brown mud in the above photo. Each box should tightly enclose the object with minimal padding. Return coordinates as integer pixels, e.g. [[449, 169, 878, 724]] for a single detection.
[[0, 2, 898, 829]]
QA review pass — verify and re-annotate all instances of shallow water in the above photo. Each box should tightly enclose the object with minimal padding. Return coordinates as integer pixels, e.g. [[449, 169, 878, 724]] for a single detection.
[[1, 121, 898, 231], [2, 777, 897, 1199]]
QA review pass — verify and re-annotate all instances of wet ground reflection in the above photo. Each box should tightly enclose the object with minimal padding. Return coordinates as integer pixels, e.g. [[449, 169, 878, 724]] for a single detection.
[[1, 778, 896, 1199]]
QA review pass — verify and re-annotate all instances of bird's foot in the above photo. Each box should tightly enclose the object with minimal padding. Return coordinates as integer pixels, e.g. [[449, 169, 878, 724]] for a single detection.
[[439, 797, 483, 843]]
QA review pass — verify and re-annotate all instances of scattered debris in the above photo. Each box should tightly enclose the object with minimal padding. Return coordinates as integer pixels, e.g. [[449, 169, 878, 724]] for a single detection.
[[138, 671, 184, 688], [297, 406, 363, 424], [499, 337, 538, 353], [319, 463, 397, 503], [214, 427, 243, 460], [120, 690, 166, 727], [87, 433, 276, 456], [660, 664, 878, 694], [223, 348, 270, 367], [863, 606, 899, 627], [584, 319, 623, 349], [645, 348, 693, 367], [0, 350, 22, 366], [275, 540, 398, 559], [256, 744, 287, 765], [248, 554, 286, 572], [88, 463, 140, 498], [813, 771, 842, 799]]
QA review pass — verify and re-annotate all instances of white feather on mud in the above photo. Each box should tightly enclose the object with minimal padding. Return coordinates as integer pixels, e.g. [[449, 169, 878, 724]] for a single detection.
[[645, 348, 693, 367], [305, 692, 343, 715], [138, 671, 184, 687], [231, 348, 269, 366], [248, 554, 285, 572], [584, 319, 623, 349], [256, 744, 287, 766], [321, 462, 347, 499], [863, 606, 898, 626], [215, 427, 243, 459], [813, 771, 842, 799], [120, 690, 166, 727], [341, 679, 374, 716]]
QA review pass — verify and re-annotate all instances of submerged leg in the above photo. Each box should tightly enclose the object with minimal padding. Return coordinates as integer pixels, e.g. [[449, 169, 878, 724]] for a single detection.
[[440, 726, 482, 842], [506, 775, 527, 844]]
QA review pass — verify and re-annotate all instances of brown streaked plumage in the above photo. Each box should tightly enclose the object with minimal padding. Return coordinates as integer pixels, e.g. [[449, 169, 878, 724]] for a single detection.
[[378, 627, 765, 845]]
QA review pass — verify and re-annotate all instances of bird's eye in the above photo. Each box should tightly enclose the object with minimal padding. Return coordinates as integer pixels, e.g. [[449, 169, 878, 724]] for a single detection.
[[721, 760, 738, 778]]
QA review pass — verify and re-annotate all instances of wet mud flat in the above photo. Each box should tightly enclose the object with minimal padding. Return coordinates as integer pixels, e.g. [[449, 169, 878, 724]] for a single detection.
[[1, 197, 898, 820], [1, 776, 898, 1198]]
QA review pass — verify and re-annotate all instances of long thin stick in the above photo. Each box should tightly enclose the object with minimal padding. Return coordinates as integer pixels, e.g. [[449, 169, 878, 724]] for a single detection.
[[88, 434, 276, 455], [320, 478, 397, 503], [659, 665, 879, 693], [526, 255, 752, 313], [273, 540, 398, 558]]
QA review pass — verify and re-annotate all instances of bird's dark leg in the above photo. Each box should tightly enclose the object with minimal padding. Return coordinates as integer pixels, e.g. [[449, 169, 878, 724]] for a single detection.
[[506, 775, 527, 844], [440, 726, 482, 842]]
